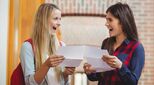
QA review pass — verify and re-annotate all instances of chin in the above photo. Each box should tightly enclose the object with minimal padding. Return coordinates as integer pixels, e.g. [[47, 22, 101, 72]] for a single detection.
[[109, 34, 115, 38], [49, 31, 55, 35], [49, 29, 56, 34], [51, 33, 56, 36], [109, 34, 113, 37]]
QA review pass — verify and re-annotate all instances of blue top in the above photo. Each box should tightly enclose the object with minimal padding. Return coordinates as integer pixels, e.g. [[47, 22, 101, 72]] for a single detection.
[[87, 39, 145, 85]]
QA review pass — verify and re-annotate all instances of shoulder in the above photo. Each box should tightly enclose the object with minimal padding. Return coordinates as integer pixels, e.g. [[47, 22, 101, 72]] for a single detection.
[[131, 40, 144, 51], [20, 41, 34, 60], [21, 41, 33, 50], [20, 41, 33, 55], [135, 41, 144, 53], [131, 41, 145, 65], [131, 41, 145, 58]]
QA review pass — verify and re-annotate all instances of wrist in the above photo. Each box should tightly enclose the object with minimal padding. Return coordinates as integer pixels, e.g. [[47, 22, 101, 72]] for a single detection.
[[118, 62, 123, 69], [63, 72, 68, 81], [43, 62, 50, 69]]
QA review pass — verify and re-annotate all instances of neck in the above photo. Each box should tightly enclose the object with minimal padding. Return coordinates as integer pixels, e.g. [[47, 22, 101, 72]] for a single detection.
[[115, 33, 126, 45]]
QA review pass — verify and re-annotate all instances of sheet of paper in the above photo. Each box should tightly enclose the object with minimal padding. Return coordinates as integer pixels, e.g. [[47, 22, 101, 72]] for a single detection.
[[56, 45, 114, 72], [56, 45, 85, 67], [84, 46, 108, 58], [59, 58, 82, 67], [56, 45, 85, 59], [85, 47, 114, 72], [86, 57, 115, 72]]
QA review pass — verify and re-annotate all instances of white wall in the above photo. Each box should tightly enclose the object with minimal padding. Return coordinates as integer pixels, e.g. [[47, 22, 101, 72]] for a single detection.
[[61, 17, 109, 46], [0, 0, 9, 84]]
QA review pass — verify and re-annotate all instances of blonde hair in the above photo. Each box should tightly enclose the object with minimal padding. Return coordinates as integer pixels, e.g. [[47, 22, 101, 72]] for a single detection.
[[56, 27, 62, 41], [31, 3, 62, 81]]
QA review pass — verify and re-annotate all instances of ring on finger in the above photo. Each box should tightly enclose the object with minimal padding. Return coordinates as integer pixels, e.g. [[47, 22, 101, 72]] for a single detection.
[[113, 62, 116, 65], [113, 60, 116, 65]]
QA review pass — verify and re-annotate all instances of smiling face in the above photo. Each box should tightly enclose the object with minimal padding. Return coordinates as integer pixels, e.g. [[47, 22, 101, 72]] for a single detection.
[[48, 9, 61, 35], [105, 12, 125, 38]]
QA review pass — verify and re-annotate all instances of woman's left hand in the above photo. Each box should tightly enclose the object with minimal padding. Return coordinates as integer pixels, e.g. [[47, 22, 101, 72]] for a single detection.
[[63, 67, 75, 80], [102, 55, 122, 69], [64, 67, 75, 75]]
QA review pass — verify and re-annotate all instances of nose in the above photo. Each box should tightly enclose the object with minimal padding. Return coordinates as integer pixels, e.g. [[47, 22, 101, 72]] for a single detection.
[[57, 23, 60, 27], [105, 22, 109, 26], [57, 19, 61, 27]]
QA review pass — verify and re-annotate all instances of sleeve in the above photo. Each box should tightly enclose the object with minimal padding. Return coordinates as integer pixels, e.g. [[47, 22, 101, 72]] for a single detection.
[[87, 72, 103, 81], [118, 43, 145, 85], [20, 42, 46, 85]]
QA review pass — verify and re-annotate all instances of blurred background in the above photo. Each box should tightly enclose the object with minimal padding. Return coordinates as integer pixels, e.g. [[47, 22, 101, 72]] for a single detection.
[[0, 0, 154, 85]]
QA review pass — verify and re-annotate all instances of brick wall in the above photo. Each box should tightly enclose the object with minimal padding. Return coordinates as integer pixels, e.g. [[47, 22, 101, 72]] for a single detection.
[[46, 0, 127, 15], [46, 0, 154, 85]]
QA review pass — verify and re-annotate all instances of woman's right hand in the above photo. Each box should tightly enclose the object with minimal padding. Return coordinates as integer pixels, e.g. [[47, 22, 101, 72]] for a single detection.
[[83, 63, 96, 74], [45, 55, 64, 67]]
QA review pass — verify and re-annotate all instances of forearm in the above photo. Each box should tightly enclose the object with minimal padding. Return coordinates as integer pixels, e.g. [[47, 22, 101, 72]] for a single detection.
[[118, 44, 145, 85], [34, 63, 50, 84], [118, 64, 138, 85]]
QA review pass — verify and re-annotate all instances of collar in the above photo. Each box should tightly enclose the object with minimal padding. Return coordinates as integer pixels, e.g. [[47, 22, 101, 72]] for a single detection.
[[122, 38, 130, 45]]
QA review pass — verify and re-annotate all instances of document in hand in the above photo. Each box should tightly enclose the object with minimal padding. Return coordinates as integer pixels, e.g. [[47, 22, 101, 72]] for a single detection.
[[56, 45, 84, 67], [83, 46, 115, 72], [56, 45, 114, 72]]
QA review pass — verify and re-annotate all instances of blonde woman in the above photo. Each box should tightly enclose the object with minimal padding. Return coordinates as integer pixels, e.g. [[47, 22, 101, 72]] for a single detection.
[[20, 3, 75, 85]]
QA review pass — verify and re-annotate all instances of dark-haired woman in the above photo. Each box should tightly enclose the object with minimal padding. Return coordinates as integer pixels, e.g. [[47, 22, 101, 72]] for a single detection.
[[84, 2, 145, 85]]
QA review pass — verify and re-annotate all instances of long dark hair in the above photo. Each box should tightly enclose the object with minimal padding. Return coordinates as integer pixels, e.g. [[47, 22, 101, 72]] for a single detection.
[[102, 2, 138, 54], [106, 2, 138, 40]]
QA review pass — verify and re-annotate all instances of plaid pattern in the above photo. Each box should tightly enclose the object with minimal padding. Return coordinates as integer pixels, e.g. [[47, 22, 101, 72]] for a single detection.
[[87, 38, 141, 85], [99, 39, 139, 85]]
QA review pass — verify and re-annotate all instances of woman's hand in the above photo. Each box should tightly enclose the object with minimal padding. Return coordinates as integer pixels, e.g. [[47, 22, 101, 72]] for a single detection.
[[63, 67, 75, 81], [102, 55, 122, 69], [63, 67, 75, 75], [83, 63, 96, 74], [34, 55, 64, 84], [45, 55, 64, 67]]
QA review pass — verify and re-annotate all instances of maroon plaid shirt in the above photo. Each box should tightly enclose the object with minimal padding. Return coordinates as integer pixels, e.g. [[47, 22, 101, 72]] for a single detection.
[[87, 38, 145, 85]]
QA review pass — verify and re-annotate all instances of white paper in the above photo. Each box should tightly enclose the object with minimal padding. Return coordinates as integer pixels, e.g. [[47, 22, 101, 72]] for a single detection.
[[56, 45, 84, 67], [86, 57, 115, 72], [84, 46, 114, 72], [59, 58, 82, 67], [56, 45, 115, 72]]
